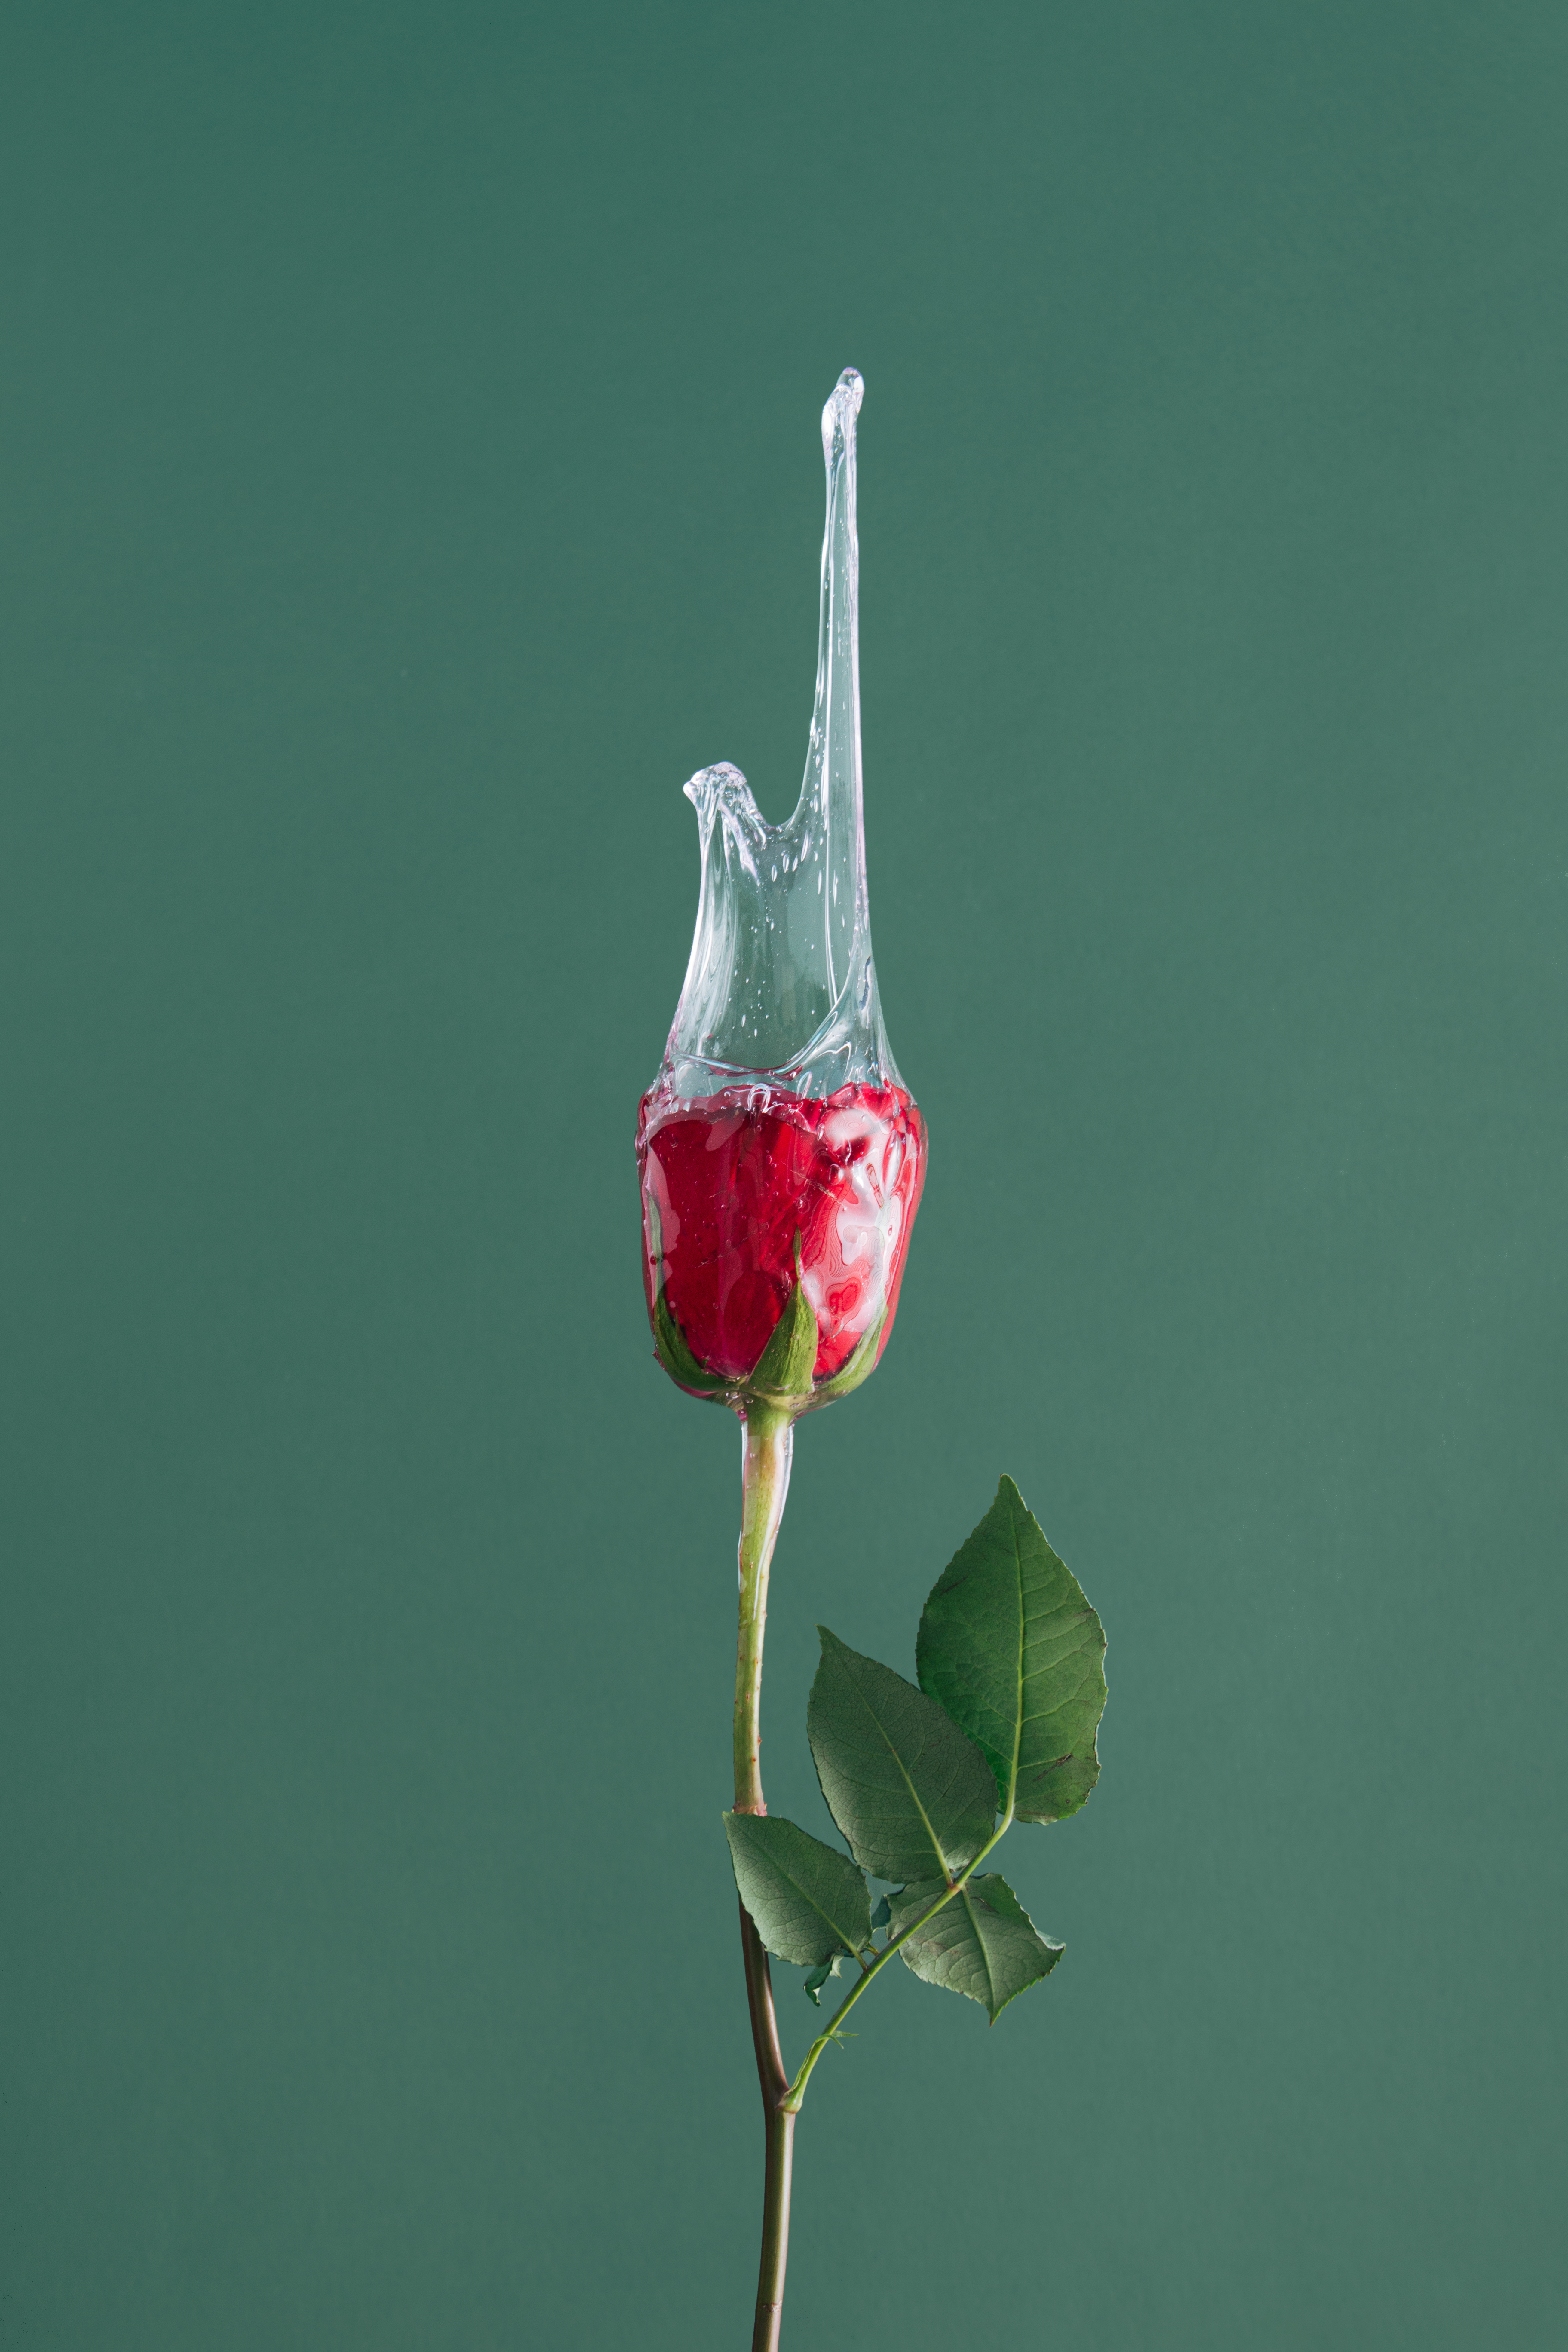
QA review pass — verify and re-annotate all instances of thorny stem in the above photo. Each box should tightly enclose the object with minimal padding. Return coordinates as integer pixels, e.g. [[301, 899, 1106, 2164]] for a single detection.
[[734, 1402, 796, 2351]]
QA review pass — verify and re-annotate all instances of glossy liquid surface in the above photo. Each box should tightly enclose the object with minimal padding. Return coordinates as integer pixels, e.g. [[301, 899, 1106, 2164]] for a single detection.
[[637, 1080, 926, 1387]]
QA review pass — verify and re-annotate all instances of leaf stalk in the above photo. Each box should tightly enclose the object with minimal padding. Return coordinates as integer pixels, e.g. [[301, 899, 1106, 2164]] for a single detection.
[[781, 1806, 1016, 2113]]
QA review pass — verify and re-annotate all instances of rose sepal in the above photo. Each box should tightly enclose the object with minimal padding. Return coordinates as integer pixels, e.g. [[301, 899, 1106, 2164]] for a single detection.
[[744, 1237, 818, 1406], [796, 1302, 887, 1413], [652, 1278, 732, 1399], [646, 1192, 733, 1398]]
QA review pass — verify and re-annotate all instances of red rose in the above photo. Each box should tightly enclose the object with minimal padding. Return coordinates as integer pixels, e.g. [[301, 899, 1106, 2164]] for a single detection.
[[637, 1080, 926, 1402]]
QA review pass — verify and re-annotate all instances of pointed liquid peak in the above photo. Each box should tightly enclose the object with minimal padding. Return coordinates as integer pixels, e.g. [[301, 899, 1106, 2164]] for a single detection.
[[824, 367, 864, 444], [657, 367, 900, 1102], [636, 369, 927, 1420]]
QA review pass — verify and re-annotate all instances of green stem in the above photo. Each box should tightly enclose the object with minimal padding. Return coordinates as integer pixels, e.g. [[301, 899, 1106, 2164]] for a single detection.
[[733, 1403, 793, 1813], [782, 1808, 1015, 2113], [733, 1402, 796, 2349]]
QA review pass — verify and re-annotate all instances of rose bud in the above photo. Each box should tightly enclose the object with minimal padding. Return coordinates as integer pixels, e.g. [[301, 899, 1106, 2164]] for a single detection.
[[637, 370, 925, 1417]]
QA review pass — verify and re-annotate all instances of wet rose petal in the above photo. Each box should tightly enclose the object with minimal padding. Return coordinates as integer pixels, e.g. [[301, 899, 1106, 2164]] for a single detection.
[[637, 1081, 927, 1387]]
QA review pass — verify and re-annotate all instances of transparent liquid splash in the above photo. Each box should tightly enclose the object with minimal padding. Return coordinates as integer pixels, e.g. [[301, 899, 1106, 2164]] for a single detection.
[[660, 368, 904, 1103]]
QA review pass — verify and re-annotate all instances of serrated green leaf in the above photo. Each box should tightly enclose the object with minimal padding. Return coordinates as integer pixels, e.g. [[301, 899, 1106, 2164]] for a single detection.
[[869, 1893, 891, 1932], [747, 1243, 818, 1396], [807, 1629, 997, 1885], [916, 1475, 1107, 1824], [890, 1873, 1063, 2021], [723, 1812, 872, 1968]]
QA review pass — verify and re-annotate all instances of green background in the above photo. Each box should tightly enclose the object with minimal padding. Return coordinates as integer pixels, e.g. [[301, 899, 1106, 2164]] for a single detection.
[[3, 4, 1563, 2345]]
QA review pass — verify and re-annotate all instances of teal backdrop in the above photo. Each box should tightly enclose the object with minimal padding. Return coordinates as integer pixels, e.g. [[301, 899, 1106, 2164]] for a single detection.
[[3, 5, 1563, 2346]]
